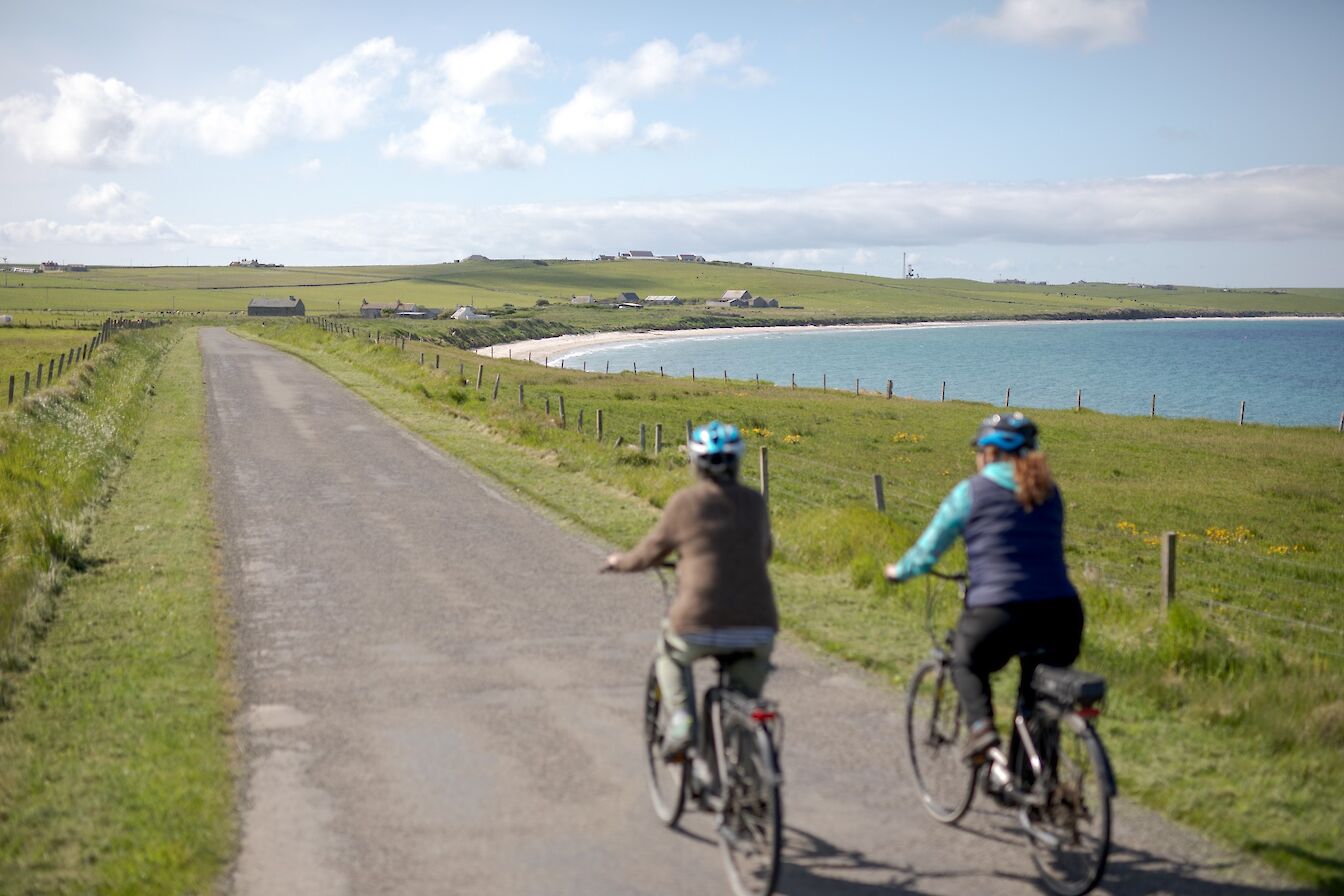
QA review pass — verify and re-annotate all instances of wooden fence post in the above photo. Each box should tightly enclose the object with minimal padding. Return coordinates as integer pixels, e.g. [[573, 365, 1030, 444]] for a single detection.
[[723, 369, 728, 382], [655, 423, 663, 454], [1239, 401, 1246, 425], [518, 383, 525, 406], [57, 354, 64, 377], [822, 373, 827, 391], [691, 367, 696, 381], [759, 446, 769, 507], [855, 378, 860, 396], [545, 356, 550, 367], [1339, 411, 1343, 433], [1160, 531, 1177, 613], [873, 474, 886, 511], [886, 379, 893, 399], [605, 360, 610, 373], [1076, 389, 1082, 411], [24, 371, 30, 396], [36, 364, 42, 389], [459, 362, 464, 377], [545, 397, 551, 415], [597, 409, 604, 441], [47, 359, 54, 383], [941, 381, 946, 401], [640, 423, 647, 452], [560, 359, 565, 369], [7, 374, 13, 405], [559, 395, 567, 428], [791, 372, 796, 389], [435, 354, 440, 369], [419, 352, 424, 365], [685, 419, 693, 444], [476, 364, 484, 389], [633, 361, 637, 373], [660, 366, 664, 377], [492, 374, 501, 400], [1151, 394, 1157, 417], [1004, 387, 1011, 407], [578, 409, 584, 431]]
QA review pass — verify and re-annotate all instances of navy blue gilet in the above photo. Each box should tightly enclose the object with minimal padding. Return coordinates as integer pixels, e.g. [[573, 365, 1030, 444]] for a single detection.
[[964, 475, 1078, 608]]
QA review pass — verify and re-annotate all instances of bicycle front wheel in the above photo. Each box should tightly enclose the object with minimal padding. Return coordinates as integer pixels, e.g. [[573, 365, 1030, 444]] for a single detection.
[[906, 659, 976, 823], [643, 662, 686, 826], [719, 720, 782, 896], [1030, 714, 1113, 896]]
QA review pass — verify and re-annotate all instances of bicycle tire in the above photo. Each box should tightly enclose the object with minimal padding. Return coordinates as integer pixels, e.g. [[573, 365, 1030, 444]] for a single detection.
[[1029, 713, 1112, 896], [906, 659, 976, 824], [718, 718, 783, 896], [643, 662, 686, 826]]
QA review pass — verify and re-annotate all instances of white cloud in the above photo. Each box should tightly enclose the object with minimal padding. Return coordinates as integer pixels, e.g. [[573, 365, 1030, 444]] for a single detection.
[[940, 0, 1146, 50], [10, 167, 1339, 271], [2, 216, 186, 245], [0, 38, 410, 166], [69, 182, 146, 218], [546, 34, 760, 152], [639, 122, 692, 149], [386, 31, 545, 170]]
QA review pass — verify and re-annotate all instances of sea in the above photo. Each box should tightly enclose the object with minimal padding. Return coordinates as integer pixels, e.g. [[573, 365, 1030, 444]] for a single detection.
[[553, 317, 1344, 428]]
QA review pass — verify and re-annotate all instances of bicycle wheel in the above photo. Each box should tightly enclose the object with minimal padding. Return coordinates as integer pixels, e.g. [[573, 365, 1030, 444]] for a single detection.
[[718, 719, 782, 896], [643, 662, 686, 826], [906, 659, 976, 823], [1029, 714, 1113, 896]]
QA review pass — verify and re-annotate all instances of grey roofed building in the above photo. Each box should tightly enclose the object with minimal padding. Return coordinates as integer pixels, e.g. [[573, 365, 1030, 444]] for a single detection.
[[677, 254, 705, 262], [617, 291, 640, 302], [721, 289, 753, 302], [247, 295, 305, 317], [644, 295, 680, 304], [620, 250, 655, 259], [570, 294, 595, 304]]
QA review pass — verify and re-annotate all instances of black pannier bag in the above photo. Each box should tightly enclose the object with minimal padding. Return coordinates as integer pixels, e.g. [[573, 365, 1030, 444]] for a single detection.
[[1033, 665, 1107, 707]]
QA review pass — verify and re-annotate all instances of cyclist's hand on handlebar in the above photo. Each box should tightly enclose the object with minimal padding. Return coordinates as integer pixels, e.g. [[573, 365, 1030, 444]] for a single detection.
[[600, 552, 622, 572], [883, 563, 905, 583]]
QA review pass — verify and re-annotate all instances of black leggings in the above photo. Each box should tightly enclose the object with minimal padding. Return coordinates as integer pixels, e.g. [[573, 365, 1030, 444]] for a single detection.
[[951, 597, 1085, 725]]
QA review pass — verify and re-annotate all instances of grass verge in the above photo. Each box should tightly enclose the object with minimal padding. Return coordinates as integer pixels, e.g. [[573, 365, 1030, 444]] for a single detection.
[[244, 321, 1343, 893], [0, 331, 235, 894]]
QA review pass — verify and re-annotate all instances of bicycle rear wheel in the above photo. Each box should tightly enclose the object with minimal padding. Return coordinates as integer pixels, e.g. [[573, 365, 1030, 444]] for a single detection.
[[719, 719, 782, 896], [906, 659, 976, 823], [643, 662, 686, 826], [1030, 714, 1113, 896]]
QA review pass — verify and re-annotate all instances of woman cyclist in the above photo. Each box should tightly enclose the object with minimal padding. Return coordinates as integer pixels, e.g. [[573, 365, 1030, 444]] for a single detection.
[[884, 412, 1084, 766], [604, 421, 777, 760]]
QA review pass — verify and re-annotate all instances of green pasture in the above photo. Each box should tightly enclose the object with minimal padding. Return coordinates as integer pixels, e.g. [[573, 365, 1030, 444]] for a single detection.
[[246, 320, 1344, 892], [2, 261, 1341, 321], [0, 328, 101, 398]]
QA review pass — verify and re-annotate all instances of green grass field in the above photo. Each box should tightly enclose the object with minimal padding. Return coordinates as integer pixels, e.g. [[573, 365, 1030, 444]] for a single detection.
[[245, 320, 1344, 892], [3, 260, 1341, 321], [0, 328, 103, 403], [0, 330, 235, 893]]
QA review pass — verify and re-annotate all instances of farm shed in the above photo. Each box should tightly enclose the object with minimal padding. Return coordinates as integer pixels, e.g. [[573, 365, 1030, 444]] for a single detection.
[[450, 305, 491, 320], [247, 296, 305, 317], [570, 294, 594, 304], [644, 295, 680, 305]]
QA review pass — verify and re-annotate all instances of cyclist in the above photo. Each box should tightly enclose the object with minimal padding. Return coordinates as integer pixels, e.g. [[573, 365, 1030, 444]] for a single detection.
[[604, 421, 777, 760], [884, 412, 1084, 767]]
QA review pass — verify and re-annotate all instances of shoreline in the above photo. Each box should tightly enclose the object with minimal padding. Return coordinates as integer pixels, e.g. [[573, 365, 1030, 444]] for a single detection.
[[474, 314, 1334, 363]]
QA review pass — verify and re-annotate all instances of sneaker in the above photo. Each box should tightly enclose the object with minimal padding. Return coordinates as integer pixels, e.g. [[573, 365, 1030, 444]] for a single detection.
[[662, 710, 693, 761], [962, 719, 1001, 765]]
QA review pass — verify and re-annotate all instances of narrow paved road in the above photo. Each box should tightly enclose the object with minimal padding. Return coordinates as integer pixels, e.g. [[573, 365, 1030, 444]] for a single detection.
[[203, 329, 1306, 896]]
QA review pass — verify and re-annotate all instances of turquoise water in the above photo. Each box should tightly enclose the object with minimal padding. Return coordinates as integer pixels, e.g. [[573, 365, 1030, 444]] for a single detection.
[[555, 318, 1344, 427]]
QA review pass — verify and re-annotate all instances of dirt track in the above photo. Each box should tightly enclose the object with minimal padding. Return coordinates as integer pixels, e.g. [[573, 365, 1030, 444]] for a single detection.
[[202, 328, 1307, 896]]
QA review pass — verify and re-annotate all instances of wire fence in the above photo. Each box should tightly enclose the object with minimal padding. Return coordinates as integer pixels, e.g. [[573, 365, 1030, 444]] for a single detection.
[[3, 318, 151, 408]]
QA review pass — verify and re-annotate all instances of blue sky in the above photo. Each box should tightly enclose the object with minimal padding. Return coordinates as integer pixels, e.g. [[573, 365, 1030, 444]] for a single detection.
[[1, 0, 1341, 285]]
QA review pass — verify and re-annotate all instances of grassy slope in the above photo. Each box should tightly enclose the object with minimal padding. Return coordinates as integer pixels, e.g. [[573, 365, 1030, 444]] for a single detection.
[[245, 321, 1343, 892], [0, 331, 235, 894], [2, 261, 1341, 319]]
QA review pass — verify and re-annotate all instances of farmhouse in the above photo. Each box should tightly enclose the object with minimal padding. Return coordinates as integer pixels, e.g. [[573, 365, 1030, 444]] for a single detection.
[[619, 250, 655, 260], [644, 295, 681, 305], [677, 254, 705, 263], [450, 305, 491, 320], [247, 296, 305, 317], [721, 290, 752, 304], [617, 291, 640, 303], [570, 294, 595, 304]]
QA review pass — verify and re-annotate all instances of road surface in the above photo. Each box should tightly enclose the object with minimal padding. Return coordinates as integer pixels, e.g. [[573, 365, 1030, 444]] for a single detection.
[[202, 329, 1306, 896]]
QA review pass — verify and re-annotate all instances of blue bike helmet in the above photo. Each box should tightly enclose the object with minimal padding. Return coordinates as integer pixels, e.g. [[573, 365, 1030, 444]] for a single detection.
[[971, 412, 1038, 454], [689, 420, 744, 478]]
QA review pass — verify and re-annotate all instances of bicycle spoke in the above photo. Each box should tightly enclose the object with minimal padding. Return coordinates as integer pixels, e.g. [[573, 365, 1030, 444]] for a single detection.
[[1029, 716, 1112, 896], [906, 660, 976, 823]]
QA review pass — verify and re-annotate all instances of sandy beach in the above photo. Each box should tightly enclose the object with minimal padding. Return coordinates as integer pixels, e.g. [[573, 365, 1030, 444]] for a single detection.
[[473, 316, 1328, 365]]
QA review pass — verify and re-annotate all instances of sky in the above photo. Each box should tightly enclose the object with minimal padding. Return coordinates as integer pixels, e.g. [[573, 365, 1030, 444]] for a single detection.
[[1, 0, 1342, 286]]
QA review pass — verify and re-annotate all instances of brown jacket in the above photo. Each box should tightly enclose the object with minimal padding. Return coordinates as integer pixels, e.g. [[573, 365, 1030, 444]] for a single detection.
[[612, 477, 777, 635]]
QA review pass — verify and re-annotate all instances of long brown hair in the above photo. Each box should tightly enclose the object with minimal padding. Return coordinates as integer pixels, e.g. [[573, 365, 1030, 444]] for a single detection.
[[983, 447, 1057, 510]]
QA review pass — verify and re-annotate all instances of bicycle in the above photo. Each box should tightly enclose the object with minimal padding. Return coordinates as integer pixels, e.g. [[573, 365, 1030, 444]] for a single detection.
[[905, 570, 1115, 896], [640, 564, 784, 896]]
